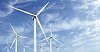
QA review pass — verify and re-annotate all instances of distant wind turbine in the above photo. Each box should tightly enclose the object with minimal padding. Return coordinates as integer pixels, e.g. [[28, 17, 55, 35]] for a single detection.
[[50, 26, 52, 52], [39, 45, 43, 52], [20, 41, 31, 52], [9, 23, 30, 52], [52, 37, 64, 52], [37, 44, 44, 52], [38, 26, 64, 52], [52, 37, 58, 52], [55, 37, 58, 52], [23, 46, 30, 52], [9, 2, 49, 52], [38, 43, 48, 52]]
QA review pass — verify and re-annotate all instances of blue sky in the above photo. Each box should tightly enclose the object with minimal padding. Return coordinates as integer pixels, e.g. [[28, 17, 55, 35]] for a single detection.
[[0, 0, 100, 52]]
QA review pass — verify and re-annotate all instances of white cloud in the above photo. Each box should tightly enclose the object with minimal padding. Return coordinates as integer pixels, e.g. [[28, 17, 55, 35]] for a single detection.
[[43, 17, 84, 33], [15, 0, 36, 4], [44, 13, 59, 24], [72, 42, 100, 52], [72, 0, 100, 20], [46, 0, 65, 10], [69, 0, 100, 48], [71, 19, 100, 47]]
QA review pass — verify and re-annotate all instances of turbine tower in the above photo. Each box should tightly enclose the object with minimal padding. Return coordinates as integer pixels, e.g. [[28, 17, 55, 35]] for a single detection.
[[9, 2, 49, 52], [9, 23, 30, 52]]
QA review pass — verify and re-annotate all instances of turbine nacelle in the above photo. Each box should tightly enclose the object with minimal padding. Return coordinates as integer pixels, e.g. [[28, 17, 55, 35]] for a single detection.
[[32, 15, 37, 20], [49, 37, 52, 39]]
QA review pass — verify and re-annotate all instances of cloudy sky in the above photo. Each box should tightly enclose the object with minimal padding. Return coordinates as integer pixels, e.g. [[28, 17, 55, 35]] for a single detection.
[[0, 0, 100, 52]]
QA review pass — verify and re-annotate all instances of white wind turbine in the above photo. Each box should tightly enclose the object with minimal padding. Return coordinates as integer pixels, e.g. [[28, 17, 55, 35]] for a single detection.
[[50, 26, 64, 52], [40, 45, 43, 52], [37, 44, 43, 52], [55, 37, 58, 52], [50, 26, 52, 52], [9, 23, 30, 52], [2, 41, 11, 52], [38, 26, 64, 52], [23, 45, 30, 52], [20, 41, 31, 52], [9, 2, 49, 52], [51, 37, 60, 52], [52, 42, 58, 52], [51, 36, 64, 52], [37, 43, 46, 52]]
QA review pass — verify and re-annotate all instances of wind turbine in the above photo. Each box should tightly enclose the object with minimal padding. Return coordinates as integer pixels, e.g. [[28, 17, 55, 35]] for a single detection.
[[55, 37, 58, 52], [37, 43, 46, 52], [38, 26, 64, 52], [40, 45, 43, 52], [20, 41, 31, 52], [22, 46, 30, 52], [50, 26, 52, 52], [50, 27, 64, 52], [2, 41, 11, 52], [52, 37, 64, 52], [52, 37, 58, 52], [9, 2, 49, 52], [9, 23, 30, 52], [37, 44, 43, 52]]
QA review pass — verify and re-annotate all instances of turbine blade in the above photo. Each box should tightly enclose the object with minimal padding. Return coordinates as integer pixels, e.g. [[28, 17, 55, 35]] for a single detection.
[[23, 47, 25, 52], [19, 36, 30, 39], [36, 16, 49, 43], [9, 23, 18, 36], [8, 45, 11, 48], [10, 38, 16, 48], [2, 46, 8, 51], [36, 2, 49, 16], [25, 46, 30, 48], [38, 37, 50, 43], [10, 6, 35, 16], [52, 42, 57, 46], [50, 25, 52, 37], [59, 45, 64, 48], [53, 38, 63, 46]]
